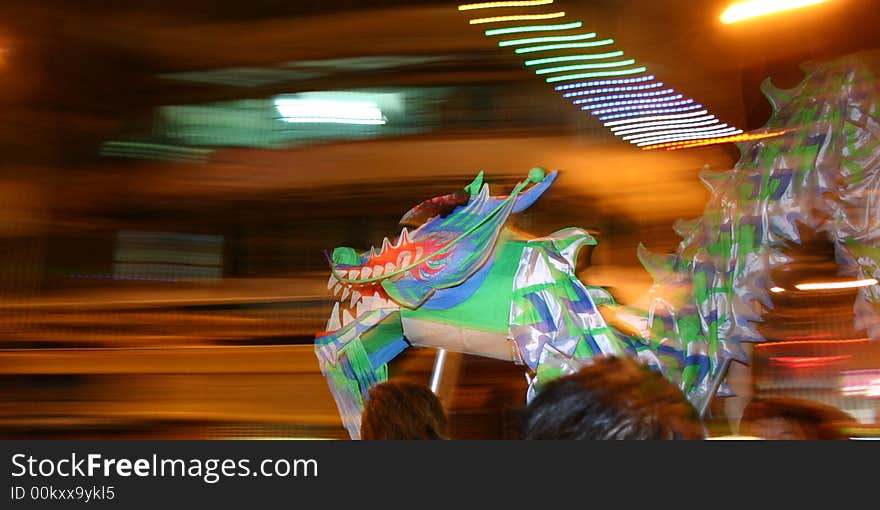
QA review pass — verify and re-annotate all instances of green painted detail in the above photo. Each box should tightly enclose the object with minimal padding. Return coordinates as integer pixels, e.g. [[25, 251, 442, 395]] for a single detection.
[[529, 166, 546, 183], [465, 171, 484, 196], [360, 311, 404, 363], [340, 337, 388, 396], [332, 246, 361, 266]]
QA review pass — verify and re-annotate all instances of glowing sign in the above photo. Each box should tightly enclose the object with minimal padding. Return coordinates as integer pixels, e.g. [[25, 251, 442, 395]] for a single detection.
[[274, 97, 386, 125]]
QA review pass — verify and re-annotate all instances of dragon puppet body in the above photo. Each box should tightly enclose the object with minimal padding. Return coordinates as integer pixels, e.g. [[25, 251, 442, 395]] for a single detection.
[[315, 53, 880, 439], [315, 167, 714, 439]]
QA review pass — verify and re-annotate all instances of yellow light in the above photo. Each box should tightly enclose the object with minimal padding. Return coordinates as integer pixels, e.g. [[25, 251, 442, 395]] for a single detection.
[[720, 0, 830, 24], [459, 0, 553, 10], [770, 286, 786, 293], [639, 130, 785, 150], [795, 278, 878, 291], [469, 12, 565, 24]]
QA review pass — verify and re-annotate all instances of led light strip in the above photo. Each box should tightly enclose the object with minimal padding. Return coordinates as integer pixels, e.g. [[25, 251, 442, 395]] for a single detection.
[[602, 109, 709, 127], [622, 123, 730, 141], [459, 0, 554, 10], [591, 98, 692, 115], [611, 116, 718, 135], [535, 59, 637, 75], [515, 39, 614, 53], [499, 33, 596, 46], [599, 104, 704, 121], [571, 88, 672, 103], [484, 21, 581, 36], [634, 128, 742, 147], [545, 66, 648, 83], [554, 75, 656, 91], [563, 82, 664, 98], [525, 51, 624, 66], [459, 5, 743, 149], [574, 94, 693, 109], [470, 12, 566, 24], [655, 131, 786, 150]]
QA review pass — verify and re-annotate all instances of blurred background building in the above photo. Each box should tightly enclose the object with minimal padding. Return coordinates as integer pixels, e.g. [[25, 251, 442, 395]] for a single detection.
[[0, 0, 879, 438]]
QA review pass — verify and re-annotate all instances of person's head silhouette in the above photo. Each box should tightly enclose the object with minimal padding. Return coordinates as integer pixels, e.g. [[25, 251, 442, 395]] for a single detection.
[[361, 381, 449, 440], [521, 356, 706, 440]]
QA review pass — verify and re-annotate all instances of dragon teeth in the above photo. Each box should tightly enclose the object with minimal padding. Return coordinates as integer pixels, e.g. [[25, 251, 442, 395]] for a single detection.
[[397, 251, 412, 268], [397, 227, 410, 246], [385, 262, 396, 275], [348, 269, 360, 280], [327, 274, 337, 290], [373, 265, 384, 277], [350, 291, 361, 308], [341, 309, 355, 327], [361, 266, 372, 279], [340, 287, 350, 301], [326, 302, 341, 331]]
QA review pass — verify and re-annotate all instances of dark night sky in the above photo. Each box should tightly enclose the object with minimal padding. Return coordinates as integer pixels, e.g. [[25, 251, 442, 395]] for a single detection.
[[1, 0, 878, 167]]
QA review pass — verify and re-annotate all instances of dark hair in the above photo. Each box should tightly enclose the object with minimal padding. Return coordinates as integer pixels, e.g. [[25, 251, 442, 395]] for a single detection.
[[361, 381, 448, 440], [740, 397, 854, 440], [521, 356, 705, 440]]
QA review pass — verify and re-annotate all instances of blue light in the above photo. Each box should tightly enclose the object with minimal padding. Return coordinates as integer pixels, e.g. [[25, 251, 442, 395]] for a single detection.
[[553, 75, 655, 91], [598, 104, 704, 121], [561, 81, 664, 98], [572, 89, 675, 105], [589, 98, 692, 115]]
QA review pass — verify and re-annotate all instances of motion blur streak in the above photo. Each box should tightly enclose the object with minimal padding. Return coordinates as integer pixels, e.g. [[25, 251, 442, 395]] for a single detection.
[[469, 12, 566, 25], [1, 0, 879, 440], [458, 1, 554, 10]]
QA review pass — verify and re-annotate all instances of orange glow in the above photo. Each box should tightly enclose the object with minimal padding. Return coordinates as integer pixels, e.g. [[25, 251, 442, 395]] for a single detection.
[[770, 355, 850, 369], [720, 0, 830, 24], [795, 278, 878, 290], [640, 130, 787, 151], [756, 338, 870, 348]]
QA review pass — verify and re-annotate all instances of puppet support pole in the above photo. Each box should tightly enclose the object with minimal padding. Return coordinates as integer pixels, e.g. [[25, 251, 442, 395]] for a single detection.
[[429, 348, 448, 394], [698, 357, 731, 418]]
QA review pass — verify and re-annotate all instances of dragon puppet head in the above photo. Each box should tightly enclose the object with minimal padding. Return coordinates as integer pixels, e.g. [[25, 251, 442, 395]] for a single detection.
[[324, 167, 558, 331]]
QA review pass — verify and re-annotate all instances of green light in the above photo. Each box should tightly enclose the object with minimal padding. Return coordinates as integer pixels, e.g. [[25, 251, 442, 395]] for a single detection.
[[535, 59, 636, 75], [525, 51, 624, 66], [485, 21, 582, 36], [498, 32, 596, 47], [515, 39, 614, 53], [545, 66, 647, 83]]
